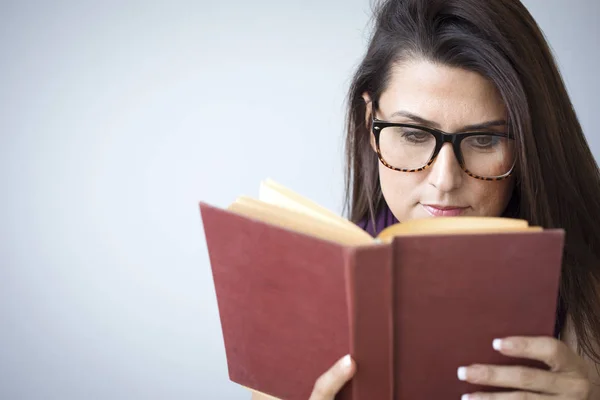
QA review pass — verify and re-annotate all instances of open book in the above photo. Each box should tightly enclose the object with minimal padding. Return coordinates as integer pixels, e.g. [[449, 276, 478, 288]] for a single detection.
[[200, 179, 563, 400], [229, 178, 541, 244]]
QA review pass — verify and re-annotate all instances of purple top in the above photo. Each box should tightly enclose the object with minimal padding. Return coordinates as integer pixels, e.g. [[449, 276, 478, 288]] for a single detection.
[[356, 204, 398, 238], [355, 203, 564, 339]]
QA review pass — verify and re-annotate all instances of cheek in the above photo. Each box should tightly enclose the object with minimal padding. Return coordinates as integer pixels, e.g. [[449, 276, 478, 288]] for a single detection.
[[467, 179, 514, 216], [378, 164, 425, 218]]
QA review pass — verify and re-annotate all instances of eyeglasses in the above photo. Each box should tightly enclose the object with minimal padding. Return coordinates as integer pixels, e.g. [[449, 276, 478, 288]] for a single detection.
[[371, 118, 516, 181]]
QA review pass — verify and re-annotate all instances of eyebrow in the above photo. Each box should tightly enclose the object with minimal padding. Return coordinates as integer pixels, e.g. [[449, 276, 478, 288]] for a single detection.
[[389, 110, 507, 132]]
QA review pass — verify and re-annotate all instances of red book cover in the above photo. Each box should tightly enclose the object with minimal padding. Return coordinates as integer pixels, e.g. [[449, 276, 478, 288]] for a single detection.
[[200, 202, 564, 399]]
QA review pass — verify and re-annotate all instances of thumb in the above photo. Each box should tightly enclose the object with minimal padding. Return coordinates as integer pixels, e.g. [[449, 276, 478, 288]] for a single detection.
[[309, 355, 356, 400]]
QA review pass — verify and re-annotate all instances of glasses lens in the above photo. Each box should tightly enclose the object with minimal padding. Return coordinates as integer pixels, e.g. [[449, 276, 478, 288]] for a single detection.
[[378, 126, 436, 170], [460, 134, 515, 178]]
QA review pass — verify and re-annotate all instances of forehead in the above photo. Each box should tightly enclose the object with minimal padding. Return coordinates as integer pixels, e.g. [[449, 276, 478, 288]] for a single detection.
[[377, 59, 506, 131]]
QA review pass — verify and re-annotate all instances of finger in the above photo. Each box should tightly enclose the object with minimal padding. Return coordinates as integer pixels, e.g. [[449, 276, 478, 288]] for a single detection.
[[461, 391, 547, 400], [458, 364, 584, 394], [492, 336, 583, 373], [308, 355, 355, 400]]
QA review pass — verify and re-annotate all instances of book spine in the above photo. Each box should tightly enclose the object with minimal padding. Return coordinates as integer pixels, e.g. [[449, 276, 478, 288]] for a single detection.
[[342, 244, 394, 400]]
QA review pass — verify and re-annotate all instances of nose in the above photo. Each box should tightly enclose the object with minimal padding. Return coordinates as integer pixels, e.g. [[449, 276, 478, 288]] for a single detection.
[[427, 143, 463, 192]]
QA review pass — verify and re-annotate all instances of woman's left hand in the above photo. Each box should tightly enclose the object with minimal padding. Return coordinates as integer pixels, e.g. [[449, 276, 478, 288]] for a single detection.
[[458, 336, 591, 399]]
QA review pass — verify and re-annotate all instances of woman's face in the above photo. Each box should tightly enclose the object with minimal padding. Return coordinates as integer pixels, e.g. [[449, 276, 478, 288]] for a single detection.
[[368, 59, 515, 222]]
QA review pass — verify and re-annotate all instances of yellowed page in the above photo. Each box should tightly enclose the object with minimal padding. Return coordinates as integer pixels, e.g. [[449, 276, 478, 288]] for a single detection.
[[259, 179, 364, 234], [377, 216, 539, 242], [248, 387, 281, 400], [228, 196, 373, 246]]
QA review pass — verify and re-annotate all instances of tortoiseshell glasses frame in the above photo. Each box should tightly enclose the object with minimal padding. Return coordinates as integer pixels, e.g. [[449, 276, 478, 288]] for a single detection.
[[371, 118, 516, 181]]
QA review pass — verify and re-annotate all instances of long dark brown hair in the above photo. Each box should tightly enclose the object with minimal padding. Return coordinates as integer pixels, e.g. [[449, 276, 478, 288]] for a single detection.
[[344, 0, 600, 362]]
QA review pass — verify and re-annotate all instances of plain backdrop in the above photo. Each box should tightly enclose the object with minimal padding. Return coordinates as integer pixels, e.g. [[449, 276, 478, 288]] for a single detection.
[[1, 1, 598, 399]]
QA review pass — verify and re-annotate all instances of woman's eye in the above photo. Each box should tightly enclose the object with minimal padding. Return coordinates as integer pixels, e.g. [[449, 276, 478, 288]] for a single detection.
[[401, 131, 430, 143], [471, 135, 500, 148]]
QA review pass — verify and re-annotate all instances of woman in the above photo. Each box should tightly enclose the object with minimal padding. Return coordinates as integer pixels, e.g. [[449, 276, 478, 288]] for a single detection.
[[256, 0, 600, 398]]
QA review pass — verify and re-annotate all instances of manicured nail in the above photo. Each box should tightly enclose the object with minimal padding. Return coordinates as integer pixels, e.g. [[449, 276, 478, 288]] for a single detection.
[[341, 355, 352, 370], [461, 395, 470, 400], [493, 339, 503, 351], [457, 366, 467, 381]]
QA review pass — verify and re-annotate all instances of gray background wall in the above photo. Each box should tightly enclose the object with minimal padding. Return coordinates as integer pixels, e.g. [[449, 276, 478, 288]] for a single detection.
[[1, 1, 597, 399]]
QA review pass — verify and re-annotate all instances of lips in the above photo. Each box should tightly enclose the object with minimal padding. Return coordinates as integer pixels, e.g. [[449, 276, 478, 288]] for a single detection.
[[422, 204, 468, 217]]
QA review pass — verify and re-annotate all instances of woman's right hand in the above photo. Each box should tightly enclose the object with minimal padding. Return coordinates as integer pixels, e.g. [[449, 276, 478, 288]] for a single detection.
[[308, 355, 356, 400], [251, 355, 355, 400]]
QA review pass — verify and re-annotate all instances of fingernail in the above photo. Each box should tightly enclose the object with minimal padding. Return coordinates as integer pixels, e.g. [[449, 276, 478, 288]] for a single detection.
[[341, 355, 352, 370], [493, 338, 503, 351], [461, 395, 470, 400], [457, 366, 467, 381], [494, 338, 515, 351]]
